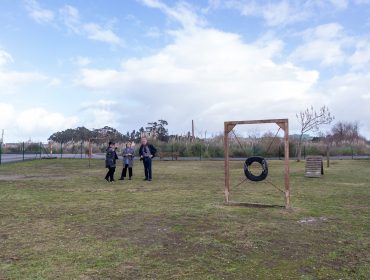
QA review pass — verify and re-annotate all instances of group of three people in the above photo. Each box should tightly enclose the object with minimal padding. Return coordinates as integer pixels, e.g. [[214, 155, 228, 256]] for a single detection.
[[105, 137, 157, 182]]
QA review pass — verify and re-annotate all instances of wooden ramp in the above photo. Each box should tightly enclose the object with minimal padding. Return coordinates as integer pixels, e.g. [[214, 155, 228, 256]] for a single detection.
[[305, 156, 324, 178]]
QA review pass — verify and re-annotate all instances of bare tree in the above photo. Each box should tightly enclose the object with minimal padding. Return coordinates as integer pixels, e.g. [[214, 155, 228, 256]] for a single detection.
[[331, 121, 361, 159], [296, 106, 334, 162]]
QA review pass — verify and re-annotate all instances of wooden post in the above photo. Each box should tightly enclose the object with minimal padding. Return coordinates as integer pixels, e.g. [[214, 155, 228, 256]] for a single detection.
[[224, 122, 230, 203], [283, 121, 291, 209], [191, 120, 195, 142]]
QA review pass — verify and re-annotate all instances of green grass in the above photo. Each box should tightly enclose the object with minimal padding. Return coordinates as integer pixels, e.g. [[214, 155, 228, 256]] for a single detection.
[[0, 159, 369, 279]]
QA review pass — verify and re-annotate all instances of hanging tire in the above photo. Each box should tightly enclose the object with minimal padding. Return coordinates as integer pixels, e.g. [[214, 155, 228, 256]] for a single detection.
[[244, 156, 268, 182]]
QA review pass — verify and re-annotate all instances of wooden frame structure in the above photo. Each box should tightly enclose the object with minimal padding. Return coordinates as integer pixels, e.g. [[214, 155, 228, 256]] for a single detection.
[[224, 119, 291, 209]]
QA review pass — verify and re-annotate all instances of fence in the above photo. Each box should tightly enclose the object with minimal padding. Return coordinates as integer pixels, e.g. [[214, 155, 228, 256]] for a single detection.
[[0, 142, 90, 165], [0, 141, 369, 165]]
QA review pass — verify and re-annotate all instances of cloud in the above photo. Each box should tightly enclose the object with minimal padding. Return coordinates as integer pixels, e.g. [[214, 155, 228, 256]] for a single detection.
[[72, 56, 92, 67], [24, 0, 54, 24], [79, 100, 121, 129], [289, 23, 352, 66], [323, 72, 370, 135], [0, 48, 57, 93], [0, 49, 14, 67], [349, 40, 370, 69], [224, 0, 351, 27], [59, 5, 123, 46], [141, 0, 206, 29], [76, 25, 320, 134], [0, 71, 48, 91], [0, 103, 78, 141], [59, 5, 81, 34], [83, 23, 123, 46]]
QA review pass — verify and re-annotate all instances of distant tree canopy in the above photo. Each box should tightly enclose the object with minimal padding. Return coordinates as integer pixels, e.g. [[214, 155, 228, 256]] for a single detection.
[[48, 120, 170, 143]]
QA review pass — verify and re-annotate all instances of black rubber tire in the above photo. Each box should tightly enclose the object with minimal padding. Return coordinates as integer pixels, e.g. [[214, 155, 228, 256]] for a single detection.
[[244, 156, 268, 182]]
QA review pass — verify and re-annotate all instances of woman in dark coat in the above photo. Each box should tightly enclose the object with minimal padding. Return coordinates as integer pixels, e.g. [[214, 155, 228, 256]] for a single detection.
[[105, 141, 118, 182], [119, 142, 135, 180]]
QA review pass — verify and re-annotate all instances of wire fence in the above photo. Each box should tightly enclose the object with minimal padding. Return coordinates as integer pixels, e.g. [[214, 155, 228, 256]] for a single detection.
[[0, 141, 369, 165]]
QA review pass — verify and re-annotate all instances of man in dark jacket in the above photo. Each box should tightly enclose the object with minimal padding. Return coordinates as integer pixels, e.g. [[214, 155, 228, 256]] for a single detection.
[[139, 137, 157, 181], [105, 141, 118, 182]]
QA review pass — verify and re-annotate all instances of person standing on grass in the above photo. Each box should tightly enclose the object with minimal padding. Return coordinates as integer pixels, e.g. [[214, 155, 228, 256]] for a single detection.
[[119, 142, 134, 180], [105, 141, 118, 182], [139, 137, 157, 181]]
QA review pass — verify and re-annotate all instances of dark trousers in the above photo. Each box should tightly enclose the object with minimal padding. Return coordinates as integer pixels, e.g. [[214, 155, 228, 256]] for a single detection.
[[105, 167, 116, 181], [143, 157, 152, 180], [121, 164, 133, 179]]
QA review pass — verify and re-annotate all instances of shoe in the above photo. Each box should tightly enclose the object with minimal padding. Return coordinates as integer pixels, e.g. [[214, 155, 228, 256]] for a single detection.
[[105, 177, 110, 182], [148, 179, 152, 181], [144, 178, 148, 181], [119, 177, 124, 180], [111, 179, 115, 182], [129, 177, 132, 180]]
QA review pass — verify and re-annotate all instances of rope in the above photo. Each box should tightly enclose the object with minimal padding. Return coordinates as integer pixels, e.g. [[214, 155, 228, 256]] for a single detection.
[[265, 127, 281, 155], [230, 127, 285, 194], [266, 179, 285, 193], [231, 129, 249, 156], [231, 178, 248, 189]]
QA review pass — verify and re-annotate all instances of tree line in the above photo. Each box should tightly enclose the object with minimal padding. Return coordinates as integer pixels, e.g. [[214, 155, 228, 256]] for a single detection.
[[48, 120, 170, 143]]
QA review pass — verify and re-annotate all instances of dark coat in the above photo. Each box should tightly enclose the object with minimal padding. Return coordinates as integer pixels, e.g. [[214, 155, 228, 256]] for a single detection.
[[105, 147, 118, 168], [139, 144, 157, 159]]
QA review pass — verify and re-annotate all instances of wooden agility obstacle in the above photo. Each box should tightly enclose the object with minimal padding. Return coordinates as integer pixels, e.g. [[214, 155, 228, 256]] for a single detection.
[[305, 156, 324, 178], [224, 119, 291, 209]]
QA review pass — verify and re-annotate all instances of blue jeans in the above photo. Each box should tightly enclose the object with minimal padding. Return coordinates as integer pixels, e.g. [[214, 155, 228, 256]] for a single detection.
[[143, 157, 152, 180]]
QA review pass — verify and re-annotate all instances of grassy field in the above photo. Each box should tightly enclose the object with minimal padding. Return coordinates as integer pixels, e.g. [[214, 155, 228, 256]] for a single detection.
[[0, 159, 369, 280]]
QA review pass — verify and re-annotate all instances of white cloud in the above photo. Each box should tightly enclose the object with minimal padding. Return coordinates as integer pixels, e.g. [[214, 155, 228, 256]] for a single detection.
[[59, 5, 123, 46], [141, 0, 206, 29], [0, 103, 15, 129], [0, 49, 57, 92], [324, 72, 370, 135], [349, 40, 370, 69], [47, 78, 61, 87], [0, 71, 48, 91], [76, 26, 320, 134], [83, 23, 123, 46], [0, 49, 14, 67], [16, 108, 78, 135], [59, 5, 81, 34], [80, 100, 121, 129], [0, 103, 78, 141], [329, 0, 349, 9], [24, 0, 54, 24], [145, 26, 162, 38], [224, 0, 351, 26], [289, 23, 352, 66], [72, 56, 92, 67]]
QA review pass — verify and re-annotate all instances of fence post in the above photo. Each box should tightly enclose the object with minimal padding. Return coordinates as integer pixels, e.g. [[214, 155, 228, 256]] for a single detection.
[[22, 142, 25, 161], [39, 142, 42, 159], [60, 142, 63, 159], [303, 146, 306, 159], [80, 141, 83, 159], [0, 143, 2, 165], [200, 144, 202, 161], [278, 145, 281, 160]]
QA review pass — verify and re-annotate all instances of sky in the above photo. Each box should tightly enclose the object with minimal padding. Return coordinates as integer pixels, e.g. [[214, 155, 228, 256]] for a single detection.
[[0, 0, 370, 142]]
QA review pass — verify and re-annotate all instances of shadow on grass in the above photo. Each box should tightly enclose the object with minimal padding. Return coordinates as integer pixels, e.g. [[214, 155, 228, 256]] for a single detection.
[[225, 202, 285, 208]]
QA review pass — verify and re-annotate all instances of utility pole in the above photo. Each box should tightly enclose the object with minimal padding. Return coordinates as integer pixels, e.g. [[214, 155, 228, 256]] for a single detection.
[[191, 120, 195, 142]]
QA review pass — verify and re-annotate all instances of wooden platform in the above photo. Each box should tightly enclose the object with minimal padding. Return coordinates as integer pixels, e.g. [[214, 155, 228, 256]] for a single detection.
[[305, 156, 324, 178]]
